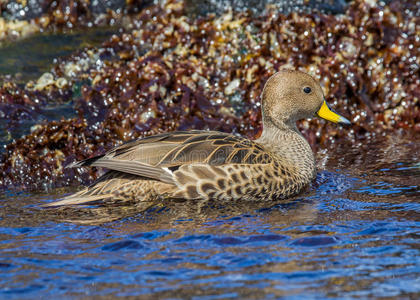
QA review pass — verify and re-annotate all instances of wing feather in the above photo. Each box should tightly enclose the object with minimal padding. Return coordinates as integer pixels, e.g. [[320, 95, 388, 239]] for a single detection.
[[90, 159, 174, 184], [68, 130, 274, 181], [41, 194, 114, 207]]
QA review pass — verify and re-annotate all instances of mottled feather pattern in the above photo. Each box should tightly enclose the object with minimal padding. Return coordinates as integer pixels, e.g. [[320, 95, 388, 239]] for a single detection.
[[45, 130, 305, 206], [172, 163, 302, 201], [43, 70, 348, 207], [48, 171, 175, 206]]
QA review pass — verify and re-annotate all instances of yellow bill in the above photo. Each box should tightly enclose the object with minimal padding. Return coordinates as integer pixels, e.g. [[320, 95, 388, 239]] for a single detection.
[[317, 100, 351, 125]]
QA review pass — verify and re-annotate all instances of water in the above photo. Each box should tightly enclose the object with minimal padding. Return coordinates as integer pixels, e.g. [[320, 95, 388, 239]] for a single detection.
[[0, 136, 419, 298], [185, 0, 348, 16], [0, 27, 117, 84]]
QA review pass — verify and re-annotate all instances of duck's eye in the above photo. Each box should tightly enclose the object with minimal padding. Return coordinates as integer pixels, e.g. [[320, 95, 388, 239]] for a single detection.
[[303, 87, 312, 94]]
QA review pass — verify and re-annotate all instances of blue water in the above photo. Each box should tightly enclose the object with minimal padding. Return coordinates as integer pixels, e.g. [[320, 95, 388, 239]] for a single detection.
[[0, 143, 419, 299]]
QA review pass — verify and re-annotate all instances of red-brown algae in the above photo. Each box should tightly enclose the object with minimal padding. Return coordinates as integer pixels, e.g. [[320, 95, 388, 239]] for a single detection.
[[0, 0, 419, 191]]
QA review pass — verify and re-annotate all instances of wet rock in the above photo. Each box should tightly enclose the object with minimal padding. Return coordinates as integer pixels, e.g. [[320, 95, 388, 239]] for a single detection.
[[1, 0, 153, 21], [0, 0, 153, 43], [0, 17, 39, 41]]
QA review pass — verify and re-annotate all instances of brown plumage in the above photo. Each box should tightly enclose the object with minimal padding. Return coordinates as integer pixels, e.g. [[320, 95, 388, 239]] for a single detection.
[[43, 70, 350, 207]]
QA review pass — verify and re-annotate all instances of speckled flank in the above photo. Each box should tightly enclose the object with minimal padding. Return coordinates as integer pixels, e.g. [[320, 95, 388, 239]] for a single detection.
[[44, 70, 338, 207]]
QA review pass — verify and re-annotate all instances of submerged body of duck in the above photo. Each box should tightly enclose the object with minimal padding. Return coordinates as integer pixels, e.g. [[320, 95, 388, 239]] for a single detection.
[[44, 70, 350, 207]]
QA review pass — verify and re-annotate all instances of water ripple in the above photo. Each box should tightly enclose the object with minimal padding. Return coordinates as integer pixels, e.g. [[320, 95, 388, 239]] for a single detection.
[[0, 159, 419, 298]]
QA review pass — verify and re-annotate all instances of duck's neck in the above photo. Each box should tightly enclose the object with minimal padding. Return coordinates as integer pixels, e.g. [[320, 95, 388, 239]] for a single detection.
[[256, 121, 316, 181]]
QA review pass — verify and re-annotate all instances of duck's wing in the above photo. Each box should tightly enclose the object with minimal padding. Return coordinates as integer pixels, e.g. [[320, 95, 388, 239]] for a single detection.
[[69, 130, 273, 182], [42, 171, 172, 207]]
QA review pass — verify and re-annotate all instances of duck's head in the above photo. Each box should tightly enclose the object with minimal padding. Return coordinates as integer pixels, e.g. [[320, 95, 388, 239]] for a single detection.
[[261, 69, 350, 128]]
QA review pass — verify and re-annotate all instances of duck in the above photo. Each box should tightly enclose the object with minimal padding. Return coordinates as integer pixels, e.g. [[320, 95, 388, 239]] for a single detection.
[[43, 69, 350, 207]]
